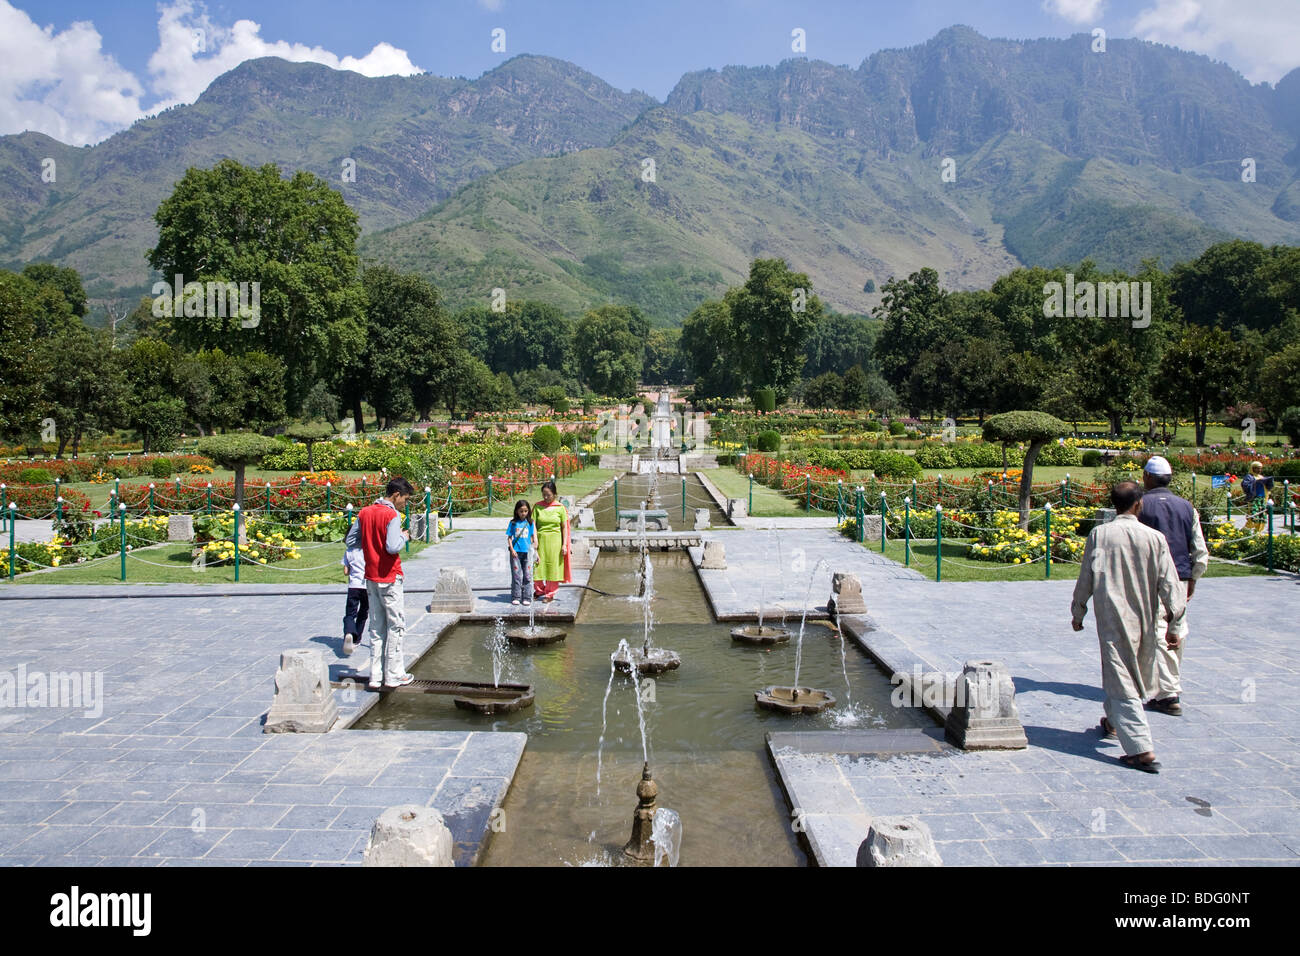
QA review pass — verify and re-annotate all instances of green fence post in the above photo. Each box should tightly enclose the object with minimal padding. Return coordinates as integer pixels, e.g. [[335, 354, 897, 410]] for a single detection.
[[856, 487, 865, 544], [265, 482, 271, 514], [903, 496, 911, 566], [487, 475, 493, 516], [1064, 474, 1071, 506], [175, 477, 181, 501], [836, 479, 844, 522], [1044, 503, 1052, 580], [911, 478, 917, 504], [7, 502, 16, 580], [148, 483, 155, 514], [935, 505, 943, 582], [1060, 479, 1067, 507], [1267, 501, 1274, 573], [113, 478, 120, 512], [447, 480, 454, 531], [879, 492, 887, 553], [748, 474, 753, 516], [118, 503, 126, 581], [206, 482, 213, 515], [55, 496, 63, 528], [681, 477, 686, 524], [405, 501, 411, 554], [614, 477, 620, 516], [1191, 473, 1197, 502], [805, 474, 811, 514], [936, 473, 943, 504], [324, 481, 331, 511], [424, 488, 431, 543], [233, 504, 241, 583]]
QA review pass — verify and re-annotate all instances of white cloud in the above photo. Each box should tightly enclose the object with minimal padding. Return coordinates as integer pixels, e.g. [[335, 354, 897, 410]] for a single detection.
[[478, 0, 505, 11], [0, 0, 424, 145], [1133, 0, 1300, 84], [147, 0, 424, 110], [1043, 0, 1107, 23], [0, 1, 144, 145]]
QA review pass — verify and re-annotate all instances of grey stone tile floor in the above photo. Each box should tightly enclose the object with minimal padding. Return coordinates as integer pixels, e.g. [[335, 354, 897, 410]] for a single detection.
[[0, 541, 525, 866], [739, 532, 1300, 866]]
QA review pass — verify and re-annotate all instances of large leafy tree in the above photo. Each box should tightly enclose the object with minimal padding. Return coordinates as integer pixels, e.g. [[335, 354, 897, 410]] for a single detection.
[[46, 326, 129, 457], [147, 160, 367, 412], [459, 300, 572, 377], [724, 258, 821, 401], [1153, 325, 1246, 446], [680, 299, 740, 398], [803, 312, 878, 377], [872, 267, 949, 413], [573, 304, 647, 396], [0, 272, 57, 442]]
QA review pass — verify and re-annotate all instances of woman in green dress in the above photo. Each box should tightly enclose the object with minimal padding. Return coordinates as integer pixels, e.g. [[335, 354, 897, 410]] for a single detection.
[[532, 480, 570, 601]]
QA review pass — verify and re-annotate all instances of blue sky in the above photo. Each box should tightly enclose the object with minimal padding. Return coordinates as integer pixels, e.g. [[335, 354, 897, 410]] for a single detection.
[[5, 0, 1299, 144]]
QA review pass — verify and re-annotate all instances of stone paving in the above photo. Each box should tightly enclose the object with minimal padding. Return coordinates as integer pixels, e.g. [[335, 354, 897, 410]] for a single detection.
[[0, 540, 526, 866], [766, 574, 1300, 866]]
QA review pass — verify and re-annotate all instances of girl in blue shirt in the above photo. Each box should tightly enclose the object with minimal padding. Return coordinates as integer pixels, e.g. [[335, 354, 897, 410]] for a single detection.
[[507, 500, 535, 606]]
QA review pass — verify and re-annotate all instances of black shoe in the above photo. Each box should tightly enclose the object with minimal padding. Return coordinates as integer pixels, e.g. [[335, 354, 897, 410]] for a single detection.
[[1146, 696, 1182, 715]]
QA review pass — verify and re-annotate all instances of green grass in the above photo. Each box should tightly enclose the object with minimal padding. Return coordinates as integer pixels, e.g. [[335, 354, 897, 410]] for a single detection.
[[703, 468, 836, 517], [851, 538, 1273, 582], [7, 540, 433, 585]]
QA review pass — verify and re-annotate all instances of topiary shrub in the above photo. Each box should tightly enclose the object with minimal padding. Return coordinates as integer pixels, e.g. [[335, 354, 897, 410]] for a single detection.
[[532, 424, 561, 454], [18, 467, 53, 484], [753, 429, 781, 453], [888, 420, 906, 436], [1082, 450, 1104, 468], [150, 458, 173, 479], [983, 411, 1070, 528], [197, 433, 284, 508], [752, 388, 776, 413]]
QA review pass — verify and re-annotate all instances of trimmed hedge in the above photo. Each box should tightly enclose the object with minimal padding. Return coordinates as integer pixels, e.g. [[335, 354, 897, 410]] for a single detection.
[[754, 430, 782, 452]]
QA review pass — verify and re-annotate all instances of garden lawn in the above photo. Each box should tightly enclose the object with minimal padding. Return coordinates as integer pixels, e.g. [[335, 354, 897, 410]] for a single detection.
[[6, 540, 432, 585], [853, 538, 1274, 582], [703, 467, 837, 517]]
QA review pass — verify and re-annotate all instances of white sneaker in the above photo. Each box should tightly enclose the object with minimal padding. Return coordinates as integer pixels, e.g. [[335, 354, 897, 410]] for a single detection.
[[511, 599, 521, 605], [367, 675, 383, 690], [343, 634, 356, 656], [384, 673, 415, 688]]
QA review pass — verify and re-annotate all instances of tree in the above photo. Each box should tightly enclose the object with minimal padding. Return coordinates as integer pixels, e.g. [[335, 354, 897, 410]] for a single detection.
[[197, 434, 284, 508], [680, 299, 740, 397], [803, 312, 878, 377], [302, 382, 340, 424], [148, 160, 367, 412], [724, 258, 822, 400], [459, 300, 571, 377], [982, 411, 1070, 528], [284, 422, 336, 472], [46, 326, 128, 457], [1170, 240, 1288, 334], [117, 338, 183, 452], [1153, 326, 1245, 446], [1258, 343, 1300, 420], [573, 304, 646, 396], [803, 372, 843, 409], [644, 327, 688, 385], [0, 272, 54, 442], [537, 385, 570, 414], [872, 268, 949, 413], [840, 367, 871, 410], [21, 263, 87, 318]]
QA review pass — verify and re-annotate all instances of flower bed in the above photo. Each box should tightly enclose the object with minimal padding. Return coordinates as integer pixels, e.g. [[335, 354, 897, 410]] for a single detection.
[[0, 454, 213, 485], [0, 486, 93, 520]]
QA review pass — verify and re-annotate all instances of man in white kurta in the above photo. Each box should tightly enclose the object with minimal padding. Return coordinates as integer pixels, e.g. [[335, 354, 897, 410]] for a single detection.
[[1070, 482, 1187, 771]]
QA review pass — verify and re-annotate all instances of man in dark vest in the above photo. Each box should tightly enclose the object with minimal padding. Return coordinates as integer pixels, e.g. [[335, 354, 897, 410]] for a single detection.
[[344, 476, 414, 689], [1138, 456, 1207, 715]]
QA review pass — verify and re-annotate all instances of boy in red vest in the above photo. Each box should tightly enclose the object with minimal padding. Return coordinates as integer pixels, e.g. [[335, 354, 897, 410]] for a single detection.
[[344, 477, 414, 689]]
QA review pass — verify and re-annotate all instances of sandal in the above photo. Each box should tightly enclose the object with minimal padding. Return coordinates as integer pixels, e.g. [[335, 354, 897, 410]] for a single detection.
[[1098, 717, 1117, 739], [1120, 754, 1161, 774]]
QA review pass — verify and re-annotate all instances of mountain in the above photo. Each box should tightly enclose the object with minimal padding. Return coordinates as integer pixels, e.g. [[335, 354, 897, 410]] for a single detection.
[[0, 55, 655, 301], [3, 28, 1299, 323], [363, 27, 1300, 320]]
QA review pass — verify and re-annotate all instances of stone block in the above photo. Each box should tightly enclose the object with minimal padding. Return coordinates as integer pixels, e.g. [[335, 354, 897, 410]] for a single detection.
[[578, 507, 596, 530], [264, 647, 339, 734], [363, 805, 453, 867], [699, 540, 726, 569], [727, 498, 748, 520], [860, 514, 883, 541], [857, 817, 942, 867], [408, 513, 438, 542], [428, 566, 473, 613], [570, 537, 595, 570], [693, 508, 710, 530], [167, 514, 194, 542], [944, 659, 1028, 750], [828, 572, 867, 615]]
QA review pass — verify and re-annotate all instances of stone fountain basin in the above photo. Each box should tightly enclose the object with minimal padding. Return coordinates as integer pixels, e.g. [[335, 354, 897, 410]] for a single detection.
[[453, 687, 536, 714], [730, 625, 792, 646], [754, 686, 836, 715], [505, 625, 567, 647], [612, 647, 682, 676]]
